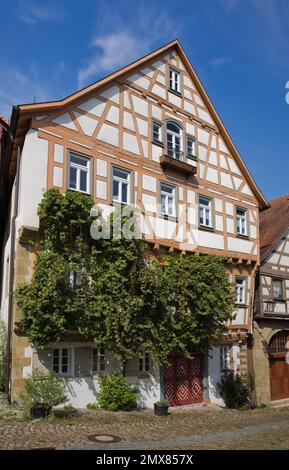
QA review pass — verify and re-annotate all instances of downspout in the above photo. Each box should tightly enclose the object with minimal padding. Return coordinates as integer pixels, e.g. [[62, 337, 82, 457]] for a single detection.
[[5, 109, 21, 399]]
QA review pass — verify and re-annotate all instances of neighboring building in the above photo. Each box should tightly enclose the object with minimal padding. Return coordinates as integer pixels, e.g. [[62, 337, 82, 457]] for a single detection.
[[253, 196, 289, 403], [0, 115, 10, 250], [0, 40, 267, 408]]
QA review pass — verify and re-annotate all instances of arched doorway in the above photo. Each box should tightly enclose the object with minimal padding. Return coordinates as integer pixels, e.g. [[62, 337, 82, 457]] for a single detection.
[[269, 331, 289, 400]]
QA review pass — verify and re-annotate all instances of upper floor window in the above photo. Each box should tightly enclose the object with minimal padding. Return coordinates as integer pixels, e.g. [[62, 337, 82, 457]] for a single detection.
[[92, 347, 105, 372], [235, 278, 246, 305], [53, 348, 70, 375], [166, 121, 183, 161], [272, 279, 284, 301], [199, 196, 212, 228], [112, 167, 131, 204], [160, 182, 176, 217], [169, 67, 181, 93], [236, 207, 247, 236], [139, 352, 150, 372], [152, 120, 162, 144], [187, 136, 196, 159], [69, 152, 90, 194]]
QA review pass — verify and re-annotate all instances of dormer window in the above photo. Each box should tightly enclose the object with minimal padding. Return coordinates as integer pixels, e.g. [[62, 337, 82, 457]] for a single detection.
[[169, 67, 181, 93], [166, 121, 183, 161]]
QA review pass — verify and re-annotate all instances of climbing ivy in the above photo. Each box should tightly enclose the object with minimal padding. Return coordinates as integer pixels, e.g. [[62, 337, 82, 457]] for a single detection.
[[15, 189, 235, 363]]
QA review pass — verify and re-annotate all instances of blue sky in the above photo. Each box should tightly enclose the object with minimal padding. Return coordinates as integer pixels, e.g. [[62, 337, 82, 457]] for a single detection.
[[1, 0, 289, 200]]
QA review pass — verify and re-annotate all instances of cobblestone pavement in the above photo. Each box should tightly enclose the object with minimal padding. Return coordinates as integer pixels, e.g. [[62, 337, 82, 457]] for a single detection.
[[1, 405, 289, 450]]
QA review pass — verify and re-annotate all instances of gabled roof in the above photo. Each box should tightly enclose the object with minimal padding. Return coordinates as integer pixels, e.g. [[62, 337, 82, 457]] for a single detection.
[[260, 195, 289, 261], [10, 39, 268, 208]]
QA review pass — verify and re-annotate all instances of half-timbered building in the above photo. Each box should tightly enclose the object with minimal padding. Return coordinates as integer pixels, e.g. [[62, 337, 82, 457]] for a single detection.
[[0, 40, 267, 407], [253, 196, 289, 403]]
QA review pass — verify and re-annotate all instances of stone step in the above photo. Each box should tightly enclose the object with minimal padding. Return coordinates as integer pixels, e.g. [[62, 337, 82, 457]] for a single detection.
[[269, 398, 289, 408]]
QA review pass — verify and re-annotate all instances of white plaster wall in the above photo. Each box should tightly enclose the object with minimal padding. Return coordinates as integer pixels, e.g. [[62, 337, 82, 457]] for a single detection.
[[16, 129, 48, 232]]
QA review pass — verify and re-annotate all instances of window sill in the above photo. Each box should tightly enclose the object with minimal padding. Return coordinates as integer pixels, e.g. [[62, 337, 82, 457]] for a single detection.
[[236, 233, 249, 240], [152, 140, 164, 148], [187, 155, 198, 162], [198, 224, 214, 232], [160, 213, 178, 223], [235, 303, 247, 309], [68, 188, 91, 197], [168, 88, 182, 98]]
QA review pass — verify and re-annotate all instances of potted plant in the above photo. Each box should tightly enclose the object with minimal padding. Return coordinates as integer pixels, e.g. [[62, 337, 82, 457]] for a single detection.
[[154, 399, 169, 416], [20, 369, 68, 419]]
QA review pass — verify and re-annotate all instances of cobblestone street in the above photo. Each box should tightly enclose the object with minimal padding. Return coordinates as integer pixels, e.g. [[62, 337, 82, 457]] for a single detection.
[[1, 405, 289, 450]]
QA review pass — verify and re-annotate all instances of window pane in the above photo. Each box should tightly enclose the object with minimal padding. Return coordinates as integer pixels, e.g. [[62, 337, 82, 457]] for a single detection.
[[160, 194, 166, 213], [167, 122, 180, 134], [71, 154, 88, 167], [80, 170, 87, 192], [161, 183, 173, 194], [121, 182, 128, 202], [153, 123, 161, 141], [168, 196, 174, 215], [69, 167, 77, 189], [113, 180, 119, 199], [113, 168, 129, 180], [200, 197, 210, 207], [139, 357, 143, 372], [61, 349, 68, 373], [273, 280, 283, 299], [53, 349, 59, 373]]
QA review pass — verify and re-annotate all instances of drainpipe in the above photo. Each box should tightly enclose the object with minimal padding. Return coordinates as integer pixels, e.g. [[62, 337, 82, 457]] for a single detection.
[[5, 121, 21, 400]]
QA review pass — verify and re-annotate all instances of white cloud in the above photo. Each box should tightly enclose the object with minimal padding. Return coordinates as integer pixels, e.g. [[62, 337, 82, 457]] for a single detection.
[[16, 1, 62, 24], [208, 57, 231, 67], [77, 6, 178, 87], [0, 64, 66, 119]]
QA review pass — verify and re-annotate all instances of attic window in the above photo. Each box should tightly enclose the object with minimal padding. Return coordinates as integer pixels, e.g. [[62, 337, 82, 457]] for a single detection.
[[169, 67, 181, 93]]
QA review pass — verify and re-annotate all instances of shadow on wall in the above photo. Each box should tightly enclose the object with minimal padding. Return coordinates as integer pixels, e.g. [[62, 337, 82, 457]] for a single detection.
[[136, 377, 160, 408], [65, 377, 98, 407]]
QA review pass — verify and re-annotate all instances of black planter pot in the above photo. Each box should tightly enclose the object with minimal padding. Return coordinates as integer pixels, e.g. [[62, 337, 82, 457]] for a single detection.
[[30, 405, 51, 419], [154, 403, 169, 416]]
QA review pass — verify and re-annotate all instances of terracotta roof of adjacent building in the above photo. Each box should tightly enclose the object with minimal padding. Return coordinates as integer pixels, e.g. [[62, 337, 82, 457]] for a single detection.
[[260, 195, 289, 261]]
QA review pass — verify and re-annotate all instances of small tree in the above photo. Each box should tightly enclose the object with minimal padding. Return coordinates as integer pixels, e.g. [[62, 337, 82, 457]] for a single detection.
[[20, 369, 68, 417], [218, 371, 249, 409]]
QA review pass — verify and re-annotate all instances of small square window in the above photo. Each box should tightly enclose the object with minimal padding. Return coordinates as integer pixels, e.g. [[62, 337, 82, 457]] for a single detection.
[[199, 196, 212, 228], [187, 137, 196, 158], [139, 353, 150, 372], [92, 347, 106, 372], [169, 67, 181, 93], [235, 278, 246, 305], [69, 152, 90, 194], [236, 208, 247, 236], [160, 182, 176, 217], [152, 121, 162, 143], [112, 167, 131, 204]]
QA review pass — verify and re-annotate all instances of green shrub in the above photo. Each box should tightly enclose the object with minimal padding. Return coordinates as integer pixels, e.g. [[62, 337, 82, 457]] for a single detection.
[[0, 322, 7, 392], [0, 392, 24, 420], [86, 402, 98, 410], [97, 373, 139, 411], [20, 369, 68, 416], [218, 371, 249, 409]]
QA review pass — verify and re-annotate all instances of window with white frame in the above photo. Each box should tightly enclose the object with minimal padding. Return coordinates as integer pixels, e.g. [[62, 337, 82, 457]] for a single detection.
[[235, 278, 246, 305], [152, 120, 162, 144], [92, 347, 105, 372], [69, 152, 90, 193], [139, 352, 150, 372], [166, 121, 183, 160], [199, 196, 212, 227], [160, 182, 176, 217], [112, 167, 131, 204], [187, 136, 196, 158], [53, 348, 70, 375], [220, 345, 232, 371], [236, 207, 247, 236], [169, 67, 181, 93]]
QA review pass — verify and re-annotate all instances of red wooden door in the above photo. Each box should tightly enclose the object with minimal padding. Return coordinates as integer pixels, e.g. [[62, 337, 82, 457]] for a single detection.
[[269, 331, 289, 401], [164, 355, 203, 406]]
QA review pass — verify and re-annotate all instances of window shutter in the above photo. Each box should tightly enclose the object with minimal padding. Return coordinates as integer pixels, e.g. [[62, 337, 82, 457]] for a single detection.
[[75, 347, 92, 377], [33, 348, 53, 373]]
